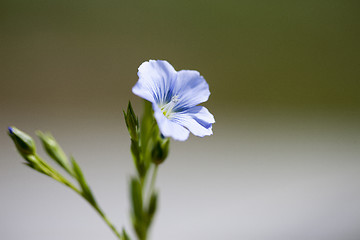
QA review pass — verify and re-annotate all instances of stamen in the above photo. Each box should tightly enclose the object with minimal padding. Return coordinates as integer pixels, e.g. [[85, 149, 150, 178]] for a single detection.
[[160, 95, 179, 118]]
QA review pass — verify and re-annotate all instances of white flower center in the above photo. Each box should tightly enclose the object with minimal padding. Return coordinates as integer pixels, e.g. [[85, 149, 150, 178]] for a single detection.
[[160, 95, 179, 118]]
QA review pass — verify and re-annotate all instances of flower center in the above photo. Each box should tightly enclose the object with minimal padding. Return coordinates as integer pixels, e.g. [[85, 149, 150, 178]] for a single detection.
[[160, 95, 179, 118]]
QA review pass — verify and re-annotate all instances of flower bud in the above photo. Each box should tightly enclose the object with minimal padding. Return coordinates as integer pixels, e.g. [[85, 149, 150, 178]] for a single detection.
[[36, 131, 71, 174], [8, 126, 36, 157], [124, 101, 139, 141], [151, 138, 169, 165]]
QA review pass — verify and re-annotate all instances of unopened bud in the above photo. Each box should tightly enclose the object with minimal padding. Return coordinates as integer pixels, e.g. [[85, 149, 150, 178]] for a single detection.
[[36, 131, 71, 173], [151, 138, 169, 165], [124, 101, 139, 141], [8, 126, 36, 157]]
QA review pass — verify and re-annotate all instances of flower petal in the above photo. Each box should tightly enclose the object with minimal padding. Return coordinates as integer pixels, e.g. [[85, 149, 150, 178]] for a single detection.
[[132, 60, 177, 104], [183, 105, 215, 124], [172, 70, 210, 111], [172, 106, 214, 137], [153, 105, 190, 141]]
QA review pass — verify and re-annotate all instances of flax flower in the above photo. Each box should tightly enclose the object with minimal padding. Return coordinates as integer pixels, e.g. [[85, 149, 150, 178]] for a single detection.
[[132, 60, 215, 141]]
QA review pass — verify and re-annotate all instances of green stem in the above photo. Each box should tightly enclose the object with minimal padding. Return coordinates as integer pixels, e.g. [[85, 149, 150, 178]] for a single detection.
[[148, 165, 158, 199], [34, 154, 82, 194], [34, 154, 123, 240], [91, 203, 123, 240]]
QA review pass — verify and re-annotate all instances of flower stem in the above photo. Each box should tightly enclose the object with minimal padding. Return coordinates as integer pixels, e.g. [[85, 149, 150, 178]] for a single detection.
[[34, 154, 123, 240], [148, 165, 158, 199], [90, 203, 123, 240], [34, 154, 82, 195]]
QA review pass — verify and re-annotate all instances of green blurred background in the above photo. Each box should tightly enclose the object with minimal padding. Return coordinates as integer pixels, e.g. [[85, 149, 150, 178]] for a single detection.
[[1, 1, 359, 240]]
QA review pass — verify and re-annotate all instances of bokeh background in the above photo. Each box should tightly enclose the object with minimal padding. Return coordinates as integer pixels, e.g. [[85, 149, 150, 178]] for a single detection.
[[1, 1, 359, 239]]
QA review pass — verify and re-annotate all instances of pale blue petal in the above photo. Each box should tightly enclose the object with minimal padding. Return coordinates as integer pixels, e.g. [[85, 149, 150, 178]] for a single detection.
[[171, 114, 212, 137], [172, 70, 210, 111], [132, 60, 177, 104], [183, 105, 215, 124], [172, 106, 214, 137], [153, 105, 190, 141]]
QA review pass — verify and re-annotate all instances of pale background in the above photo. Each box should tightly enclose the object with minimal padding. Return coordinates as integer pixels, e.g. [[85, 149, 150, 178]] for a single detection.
[[1, 1, 360, 240]]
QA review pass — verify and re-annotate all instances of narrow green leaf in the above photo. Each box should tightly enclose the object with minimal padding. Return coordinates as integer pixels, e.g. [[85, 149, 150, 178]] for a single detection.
[[130, 139, 140, 165], [130, 178, 143, 222], [122, 228, 131, 240], [140, 101, 153, 152], [71, 157, 97, 205], [134, 220, 146, 240], [131, 139, 147, 178], [23, 155, 54, 177], [147, 191, 158, 225]]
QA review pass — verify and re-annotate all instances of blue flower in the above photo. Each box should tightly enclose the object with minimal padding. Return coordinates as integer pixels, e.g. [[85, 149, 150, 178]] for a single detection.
[[132, 60, 215, 141]]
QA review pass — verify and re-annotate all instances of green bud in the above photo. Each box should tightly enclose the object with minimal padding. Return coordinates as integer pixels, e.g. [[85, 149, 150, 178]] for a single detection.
[[36, 131, 72, 174], [151, 138, 169, 165], [124, 101, 139, 141], [8, 126, 36, 157]]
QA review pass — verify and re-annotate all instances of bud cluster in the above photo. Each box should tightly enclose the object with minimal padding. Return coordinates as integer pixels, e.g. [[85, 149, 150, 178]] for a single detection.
[[8, 126, 128, 239]]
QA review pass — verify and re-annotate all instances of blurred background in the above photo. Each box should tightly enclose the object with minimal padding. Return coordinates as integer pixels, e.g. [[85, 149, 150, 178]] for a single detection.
[[1, 0, 359, 239]]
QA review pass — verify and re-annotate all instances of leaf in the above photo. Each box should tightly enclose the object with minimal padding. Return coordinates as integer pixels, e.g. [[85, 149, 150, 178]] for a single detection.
[[147, 191, 158, 225], [130, 177, 143, 222], [140, 100, 153, 154], [131, 139, 148, 178], [131, 139, 140, 165], [71, 157, 97, 205], [122, 229, 131, 240]]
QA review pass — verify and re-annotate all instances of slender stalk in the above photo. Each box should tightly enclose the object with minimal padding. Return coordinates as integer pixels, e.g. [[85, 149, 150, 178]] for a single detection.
[[91, 203, 123, 240], [34, 154, 82, 195], [34, 154, 123, 240], [148, 165, 158, 199]]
